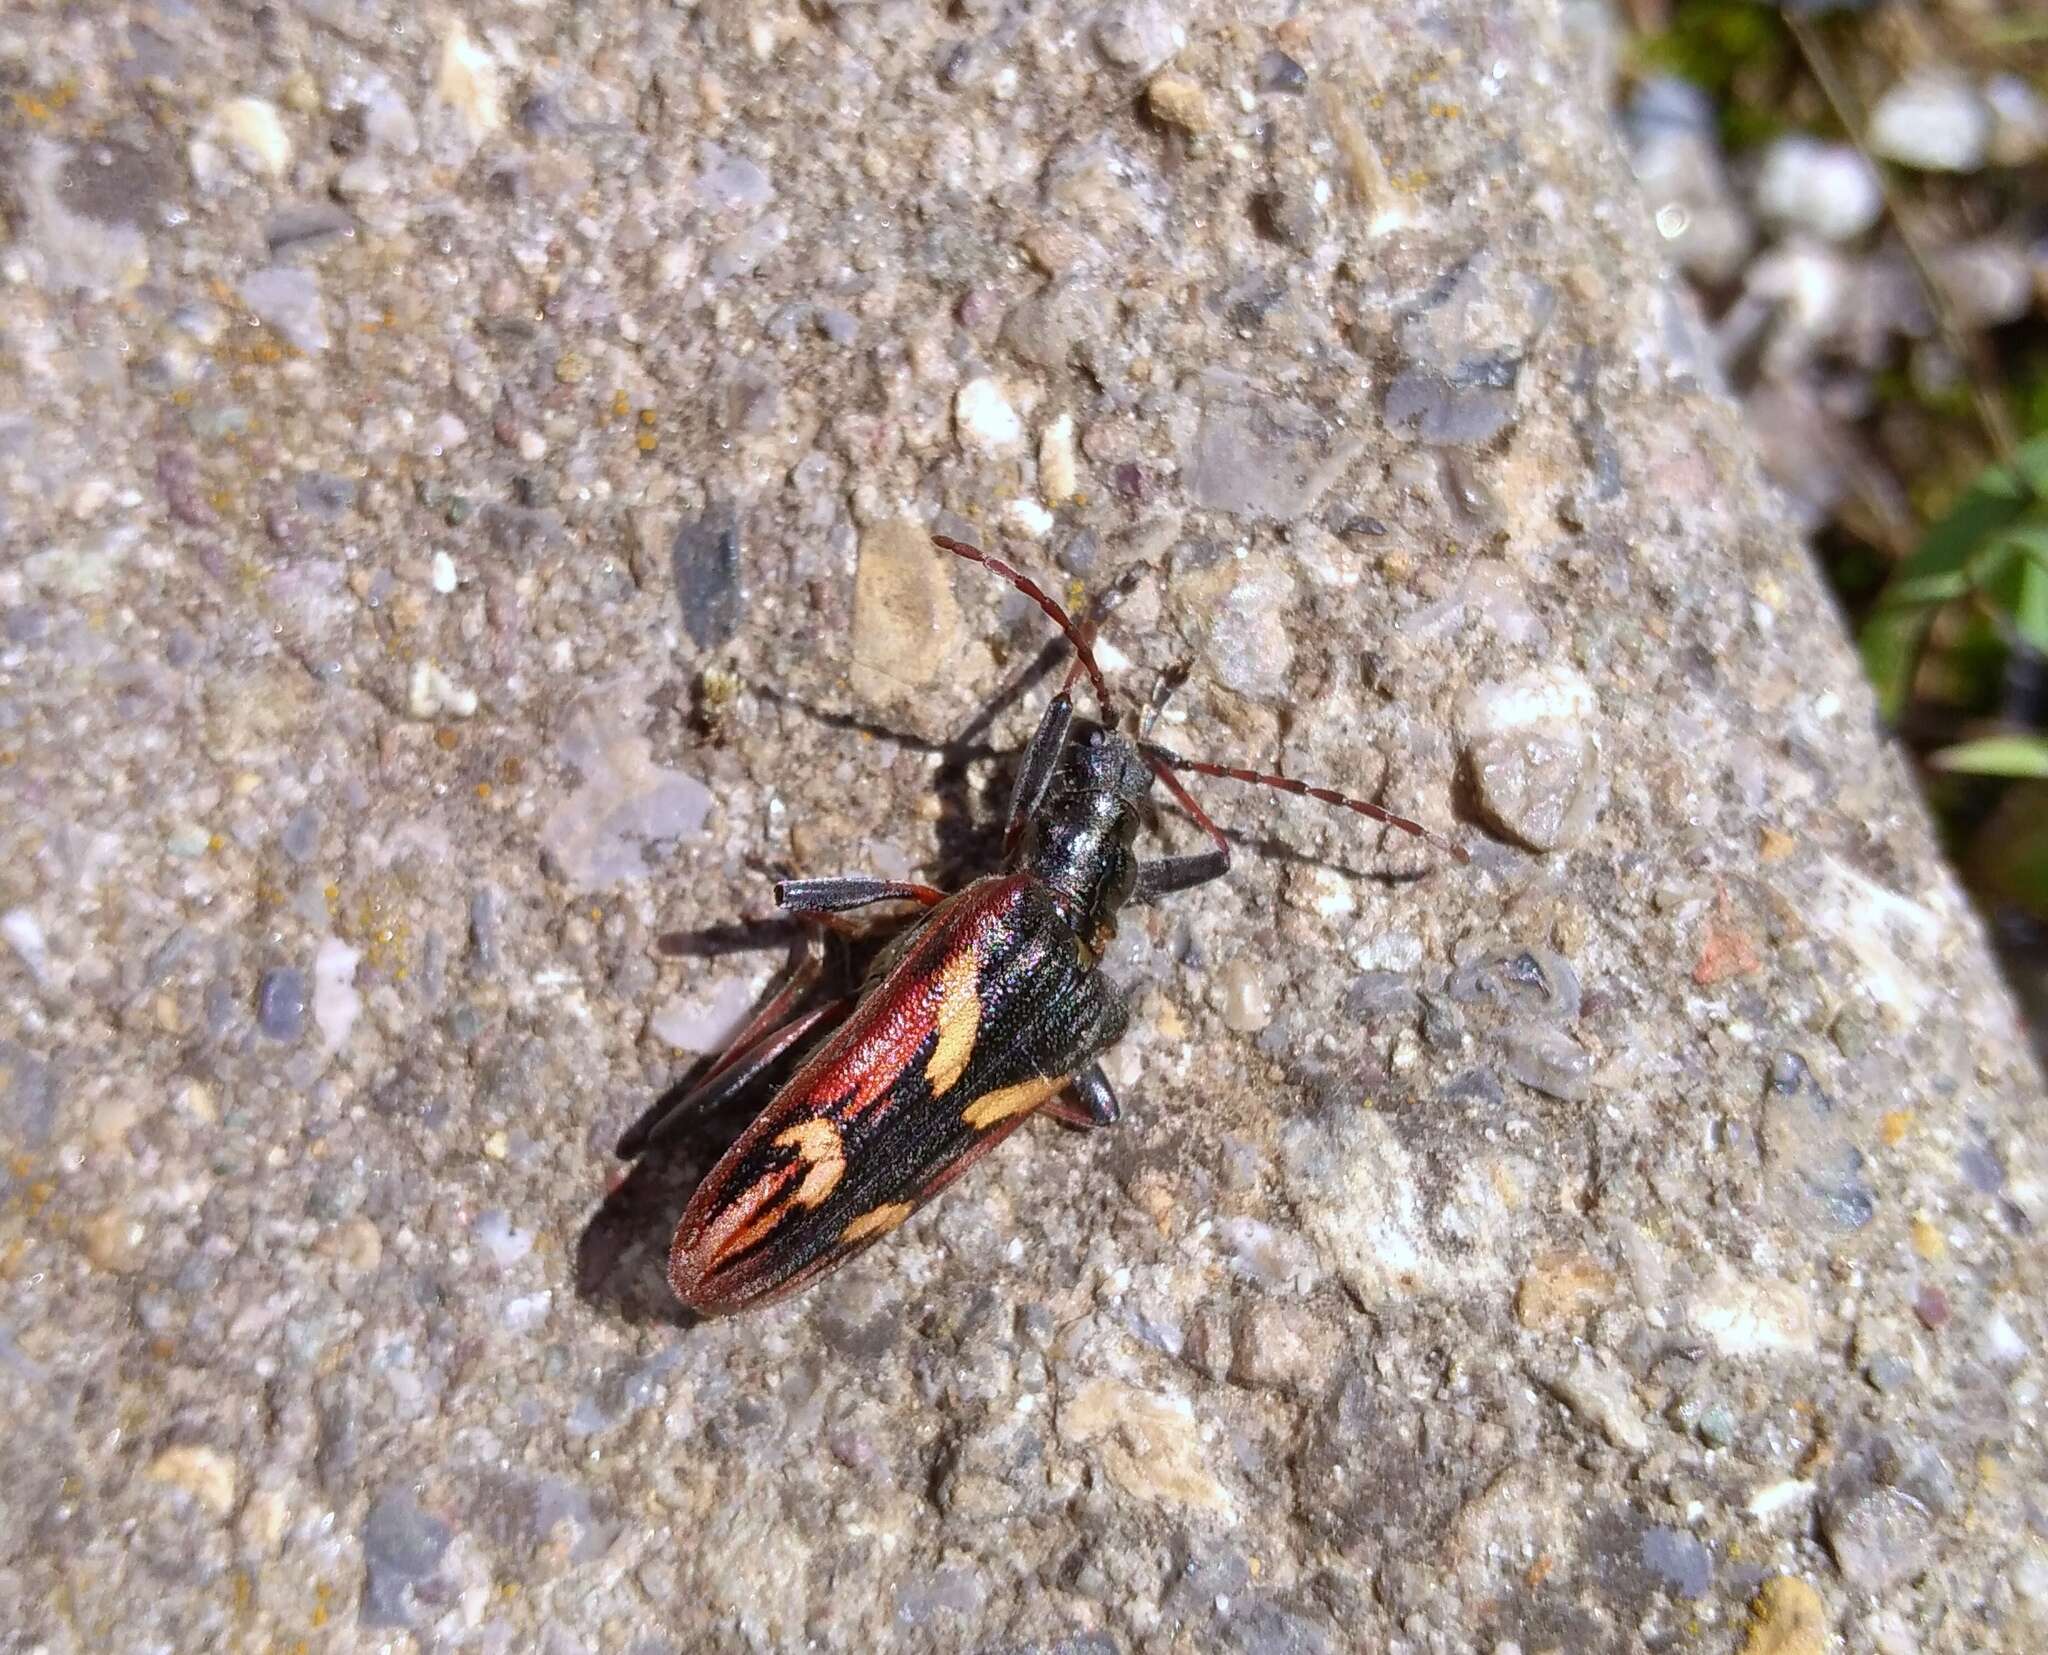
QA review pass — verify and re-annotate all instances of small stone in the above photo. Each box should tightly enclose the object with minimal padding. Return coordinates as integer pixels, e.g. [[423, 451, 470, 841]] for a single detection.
[[257, 967, 308, 1041], [1545, 1350, 1651, 1452], [1752, 137, 1882, 241], [671, 501, 743, 652], [361, 1485, 454, 1628], [1821, 1485, 1933, 1593], [407, 660, 478, 719], [1458, 669, 1603, 853], [313, 937, 361, 1053], [1058, 1379, 1232, 1514], [237, 266, 330, 353], [540, 696, 713, 890], [436, 21, 504, 141], [361, 86, 420, 155], [1093, 2, 1183, 74], [1696, 1403, 1737, 1448], [1146, 71, 1214, 133], [1864, 1353, 1913, 1393], [210, 97, 294, 179], [1689, 1270, 1816, 1357], [553, 351, 589, 386], [431, 551, 458, 594], [955, 377, 1026, 455], [1254, 187, 1321, 251], [696, 141, 774, 212], [1516, 1250, 1616, 1330], [263, 202, 353, 254], [1639, 1527, 1714, 1599], [1039, 413, 1080, 504], [1913, 1285, 1949, 1330], [1986, 73, 2048, 166], [1869, 73, 1992, 173], [849, 518, 963, 707], [1935, 240, 2033, 328], [147, 1445, 239, 1518], [1256, 51, 1309, 94], [1383, 360, 1521, 446], [82, 1207, 146, 1273], [1743, 1577, 1828, 1655], [651, 976, 756, 1054], [1183, 372, 1366, 520], [1228, 1302, 1338, 1395], [1502, 1023, 1596, 1100], [1217, 959, 1274, 1034]]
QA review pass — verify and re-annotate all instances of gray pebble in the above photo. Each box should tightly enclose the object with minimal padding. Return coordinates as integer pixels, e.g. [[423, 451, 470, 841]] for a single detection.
[[1639, 1526, 1714, 1599], [1501, 1023, 1594, 1101], [360, 1484, 454, 1627], [670, 501, 743, 651], [1256, 51, 1308, 93], [1822, 1485, 1934, 1593], [256, 967, 308, 1041], [262, 202, 355, 255], [1383, 360, 1520, 447], [237, 267, 331, 354], [279, 806, 321, 863]]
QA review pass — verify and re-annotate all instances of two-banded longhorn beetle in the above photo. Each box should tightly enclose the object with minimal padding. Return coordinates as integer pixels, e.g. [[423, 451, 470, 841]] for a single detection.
[[621, 534, 1467, 1314]]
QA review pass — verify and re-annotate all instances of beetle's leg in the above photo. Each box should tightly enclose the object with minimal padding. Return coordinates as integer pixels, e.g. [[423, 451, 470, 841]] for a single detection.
[[1134, 848, 1231, 901], [618, 996, 854, 1158], [775, 876, 947, 914], [1041, 1062, 1121, 1129], [1003, 690, 1075, 856]]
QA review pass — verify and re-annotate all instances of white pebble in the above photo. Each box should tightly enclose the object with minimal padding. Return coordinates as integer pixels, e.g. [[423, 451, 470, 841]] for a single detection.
[[1039, 412, 1079, 503], [431, 551, 459, 594], [1006, 498, 1055, 538], [955, 376, 1026, 455], [436, 21, 503, 141], [210, 97, 293, 179], [313, 936, 362, 1053], [408, 660, 478, 719], [1752, 137, 1882, 242], [1869, 72, 1992, 173]]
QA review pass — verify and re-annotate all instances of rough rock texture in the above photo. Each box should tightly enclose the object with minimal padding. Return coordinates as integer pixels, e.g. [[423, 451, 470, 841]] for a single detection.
[[2, 3, 2044, 1653]]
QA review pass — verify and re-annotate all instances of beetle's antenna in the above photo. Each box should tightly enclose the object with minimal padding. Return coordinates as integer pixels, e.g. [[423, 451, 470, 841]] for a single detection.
[[932, 535, 1114, 719], [1141, 742, 1470, 864]]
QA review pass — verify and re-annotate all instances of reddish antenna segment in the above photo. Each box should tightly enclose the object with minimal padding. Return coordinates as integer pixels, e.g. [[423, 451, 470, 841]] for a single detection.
[[1143, 744, 1471, 865], [931, 535, 1115, 719]]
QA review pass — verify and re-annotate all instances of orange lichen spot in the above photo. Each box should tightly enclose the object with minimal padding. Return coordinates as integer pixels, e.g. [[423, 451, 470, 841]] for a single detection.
[[434, 727, 459, 751], [1880, 1110, 1914, 1147], [636, 431, 658, 453], [841, 1201, 914, 1244], [924, 952, 982, 1096], [638, 407, 657, 426], [962, 1073, 1063, 1129], [475, 782, 493, 800]]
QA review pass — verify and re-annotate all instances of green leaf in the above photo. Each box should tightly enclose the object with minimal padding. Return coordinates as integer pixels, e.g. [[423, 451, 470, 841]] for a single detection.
[[2014, 434, 2048, 499], [1859, 604, 1932, 724], [1883, 463, 2032, 606], [1929, 735, 2048, 779]]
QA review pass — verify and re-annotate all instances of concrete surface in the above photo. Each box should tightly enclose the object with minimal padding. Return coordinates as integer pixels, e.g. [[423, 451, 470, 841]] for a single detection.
[[2, 2, 2044, 1651]]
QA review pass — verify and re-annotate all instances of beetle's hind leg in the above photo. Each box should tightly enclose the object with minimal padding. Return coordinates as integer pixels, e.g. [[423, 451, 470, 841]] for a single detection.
[[1041, 1062, 1121, 1130], [617, 934, 843, 1158]]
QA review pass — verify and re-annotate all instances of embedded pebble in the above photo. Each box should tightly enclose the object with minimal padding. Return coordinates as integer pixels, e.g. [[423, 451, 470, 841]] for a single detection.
[[1546, 1350, 1651, 1452], [209, 97, 293, 178], [1822, 1486, 1934, 1593], [849, 518, 963, 706], [1216, 959, 1274, 1034], [955, 377, 1027, 454], [476, 1209, 535, 1268], [256, 967, 308, 1041], [1146, 72, 1214, 133], [539, 696, 713, 889], [147, 1445, 239, 1517], [651, 976, 757, 1054], [1183, 372, 1366, 520], [1093, 2, 1183, 73], [361, 1485, 454, 1627], [1640, 1527, 1714, 1599], [1458, 669, 1603, 852], [435, 21, 504, 141], [237, 267, 330, 353], [1743, 1576, 1828, 1655], [313, 937, 362, 1053], [1869, 73, 1992, 172], [671, 501, 744, 651], [1039, 413, 1080, 503]]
